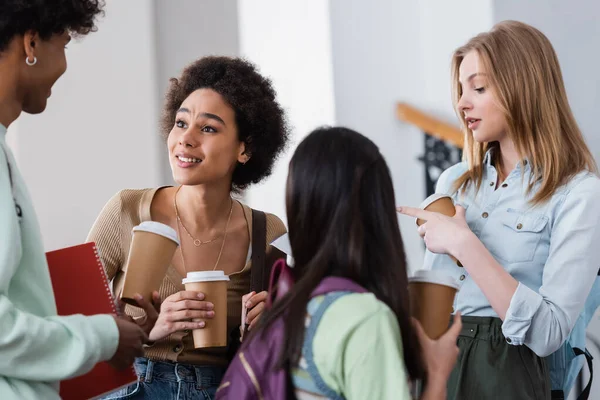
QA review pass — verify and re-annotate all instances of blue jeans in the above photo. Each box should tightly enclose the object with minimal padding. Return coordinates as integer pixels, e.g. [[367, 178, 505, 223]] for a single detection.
[[102, 358, 225, 400]]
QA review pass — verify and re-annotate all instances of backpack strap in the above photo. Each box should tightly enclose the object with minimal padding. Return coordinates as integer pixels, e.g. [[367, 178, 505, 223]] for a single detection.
[[574, 347, 593, 400], [250, 209, 268, 293], [302, 291, 352, 400], [552, 347, 595, 400], [311, 276, 368, 298], [295, 277, 369, 398], [231, 209, 271, 353]]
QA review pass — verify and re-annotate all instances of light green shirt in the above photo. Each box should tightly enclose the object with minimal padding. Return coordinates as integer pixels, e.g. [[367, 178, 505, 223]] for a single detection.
[[0, 124, 119, 400], [310, 292, 412, 400]]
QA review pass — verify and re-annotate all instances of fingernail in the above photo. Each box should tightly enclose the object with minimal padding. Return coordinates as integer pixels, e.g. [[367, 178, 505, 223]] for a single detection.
[[207, 303, 214, 310], [397, 207, 403, 212], [134, 294, 142, 300], [207, 311, 215, 317], [246, 302, 252, 308], [199, 321, 205, 328], [197, 293, 205, 299]]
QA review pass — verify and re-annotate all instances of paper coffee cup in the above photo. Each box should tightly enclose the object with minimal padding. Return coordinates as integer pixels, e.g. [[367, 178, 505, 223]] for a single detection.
[[121, 221, 180, 306], [408, 269, 460, 339], [416, 194, 461, 266], [416, 193, 456, 226], [183, 271, 230, 348]]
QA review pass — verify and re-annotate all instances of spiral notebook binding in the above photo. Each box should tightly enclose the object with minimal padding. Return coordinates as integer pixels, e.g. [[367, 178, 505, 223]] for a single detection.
[[92, 243, 137, 381], [92, 244, 118, 316]]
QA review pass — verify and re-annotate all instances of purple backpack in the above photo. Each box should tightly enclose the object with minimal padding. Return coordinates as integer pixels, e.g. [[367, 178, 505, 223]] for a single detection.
[[215, 259, 368, 399]]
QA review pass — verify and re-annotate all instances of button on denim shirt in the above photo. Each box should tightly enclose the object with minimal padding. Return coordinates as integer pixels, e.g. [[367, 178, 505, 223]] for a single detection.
[[424, 150, 600, 357]]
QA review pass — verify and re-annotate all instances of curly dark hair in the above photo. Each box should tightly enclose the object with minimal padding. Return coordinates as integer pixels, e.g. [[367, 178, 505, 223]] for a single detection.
[[0, 0, 105, 53], [161, 56, 291, 192]]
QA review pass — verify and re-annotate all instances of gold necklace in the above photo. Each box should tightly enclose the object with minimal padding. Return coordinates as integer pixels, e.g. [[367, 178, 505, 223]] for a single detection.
[[174, 186, 223, 246], [173, 186, 234, 272]]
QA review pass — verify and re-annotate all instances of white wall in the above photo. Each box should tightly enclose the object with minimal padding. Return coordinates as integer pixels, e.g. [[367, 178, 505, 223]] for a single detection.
[[154, 0, 240, 186], [12, 0, 161, 251], [329, 0, 492, 272], [417, 0, 493, 118], [328, 0, 424, 272], [237, 0, 337, 223], [493, 0, 600, 162]]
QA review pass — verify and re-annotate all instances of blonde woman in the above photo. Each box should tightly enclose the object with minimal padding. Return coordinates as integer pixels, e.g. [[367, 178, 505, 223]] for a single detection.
[[399, 21, 600, 400]]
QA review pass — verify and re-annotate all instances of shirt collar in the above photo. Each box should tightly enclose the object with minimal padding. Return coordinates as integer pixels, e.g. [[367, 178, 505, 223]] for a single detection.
[[483, 146, 530, 174], [483, 147, 495, 166]]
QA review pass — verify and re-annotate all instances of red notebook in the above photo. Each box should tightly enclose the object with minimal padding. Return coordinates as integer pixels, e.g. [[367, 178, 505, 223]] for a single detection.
[[46, 242, 137, 400]]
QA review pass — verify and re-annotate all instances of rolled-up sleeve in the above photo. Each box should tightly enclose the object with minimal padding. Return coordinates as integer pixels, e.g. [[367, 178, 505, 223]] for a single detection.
[[502, 176, 600, 356]]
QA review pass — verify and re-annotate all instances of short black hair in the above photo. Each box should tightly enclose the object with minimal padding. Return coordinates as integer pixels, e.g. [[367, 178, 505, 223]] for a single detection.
[[161, 56, 290, 192], [0, 0, 105, 53]]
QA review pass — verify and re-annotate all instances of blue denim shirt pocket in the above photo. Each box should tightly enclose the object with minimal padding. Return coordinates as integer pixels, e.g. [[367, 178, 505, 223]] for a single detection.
[[487, 208, 549, 263]]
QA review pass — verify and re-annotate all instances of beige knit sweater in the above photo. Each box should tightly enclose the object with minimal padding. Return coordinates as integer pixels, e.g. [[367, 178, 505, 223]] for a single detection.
[[87, 188, 286, 367]]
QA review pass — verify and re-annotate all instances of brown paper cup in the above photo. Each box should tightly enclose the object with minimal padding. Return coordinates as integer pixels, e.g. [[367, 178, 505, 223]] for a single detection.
[[408, 269, 459, 339], [121, 221, 179, 306], [416, 193, 456, 226], [183, 271, 230, 348], [416, 194, 460, 265]]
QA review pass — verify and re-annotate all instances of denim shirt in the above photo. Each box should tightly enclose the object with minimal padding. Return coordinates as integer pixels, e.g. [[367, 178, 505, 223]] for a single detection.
[[424, 150, 600, 357]]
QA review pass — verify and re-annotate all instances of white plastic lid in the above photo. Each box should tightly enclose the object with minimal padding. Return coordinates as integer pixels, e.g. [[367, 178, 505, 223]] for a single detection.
[[418, 193, 453, 210], [133, 221, 180, 245], [409, 269, 460, 290], [182, 270, 230, 284]]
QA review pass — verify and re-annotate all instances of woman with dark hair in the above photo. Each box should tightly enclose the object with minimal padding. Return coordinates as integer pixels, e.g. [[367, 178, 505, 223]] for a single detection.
[[245, 127, 461, 399], [0, 1, 158, 400], [88, 56, 290, 399]]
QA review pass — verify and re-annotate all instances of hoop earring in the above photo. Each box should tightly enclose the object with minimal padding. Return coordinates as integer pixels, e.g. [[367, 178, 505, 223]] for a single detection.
[[25, 57, 37, 66]]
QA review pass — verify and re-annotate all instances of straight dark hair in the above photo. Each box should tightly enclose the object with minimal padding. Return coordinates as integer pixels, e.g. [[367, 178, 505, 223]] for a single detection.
[[255, 126, 425, 383]]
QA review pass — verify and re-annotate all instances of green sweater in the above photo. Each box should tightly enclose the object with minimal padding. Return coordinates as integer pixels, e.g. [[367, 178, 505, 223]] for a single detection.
[[0, 124, 119, 400]]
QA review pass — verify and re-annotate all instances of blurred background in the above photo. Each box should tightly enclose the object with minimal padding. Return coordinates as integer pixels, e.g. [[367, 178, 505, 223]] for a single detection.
[[5, 1, 600, 397]]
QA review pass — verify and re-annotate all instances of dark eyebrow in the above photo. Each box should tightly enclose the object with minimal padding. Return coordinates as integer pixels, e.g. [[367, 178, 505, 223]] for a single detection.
[[176, 108, 226, 126]]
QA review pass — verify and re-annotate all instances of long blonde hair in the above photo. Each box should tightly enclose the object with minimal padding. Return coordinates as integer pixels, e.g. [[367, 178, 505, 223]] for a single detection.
[[451, 20, 597, 205]]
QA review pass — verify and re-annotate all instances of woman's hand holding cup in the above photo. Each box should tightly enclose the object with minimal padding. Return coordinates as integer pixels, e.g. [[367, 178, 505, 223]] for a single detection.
[[148, 291, 214, 342], [414, 312, 461, 378]]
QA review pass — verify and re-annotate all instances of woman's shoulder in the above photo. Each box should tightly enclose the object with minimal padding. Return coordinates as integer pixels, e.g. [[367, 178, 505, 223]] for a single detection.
[[98, 187, 160, 223], [265, 212, 287, 242], [239, 203, 288, 243], [106, 187, 157, 210], [320, 292, 396, 330], [563, 170, 600, 194], [436, 162, 468, 195]]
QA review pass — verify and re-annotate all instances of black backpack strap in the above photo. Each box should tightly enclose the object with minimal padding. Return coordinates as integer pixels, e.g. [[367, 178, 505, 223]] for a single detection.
[[574, 347, 594, 400], [251, 209, 268, 293], [228, 209, 268, 357]]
